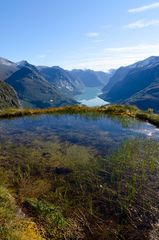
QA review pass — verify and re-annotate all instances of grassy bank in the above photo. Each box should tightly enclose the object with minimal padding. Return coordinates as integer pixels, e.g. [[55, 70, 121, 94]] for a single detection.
[[1, 104, 159, 128]]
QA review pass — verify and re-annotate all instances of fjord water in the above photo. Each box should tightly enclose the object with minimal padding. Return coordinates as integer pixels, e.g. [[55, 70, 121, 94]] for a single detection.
[[74, 86, 109, 106], [0, 113, 159, 156]]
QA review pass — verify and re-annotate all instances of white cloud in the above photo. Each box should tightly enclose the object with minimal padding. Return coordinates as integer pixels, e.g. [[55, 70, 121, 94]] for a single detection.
[[85, 32, 99, 38], [63, 43, 159, 71], [124, 19, 159, 29], [128, 2, 159, 13]]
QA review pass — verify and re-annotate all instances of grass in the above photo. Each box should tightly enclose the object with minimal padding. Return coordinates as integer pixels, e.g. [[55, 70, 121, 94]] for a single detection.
[[0, 185, 45, 240], [0, 137, 158, 239], [1, 104, 159, 128]]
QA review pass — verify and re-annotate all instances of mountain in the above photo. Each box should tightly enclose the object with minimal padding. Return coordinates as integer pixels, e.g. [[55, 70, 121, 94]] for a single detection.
[[38, 66, 83, 96], [0, 81, 20, 109], [101, 56, 159, 111], [102, 56, 159, 94], [0, 57, 17, 81], [0, 57, 112, 109], [70, 69, 111, 87], [38, 67, 112, 99], [6, 62, 77, 108]]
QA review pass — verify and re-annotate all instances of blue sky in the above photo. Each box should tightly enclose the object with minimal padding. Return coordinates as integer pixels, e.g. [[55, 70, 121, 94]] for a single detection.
[[0, 0, 159, 70]]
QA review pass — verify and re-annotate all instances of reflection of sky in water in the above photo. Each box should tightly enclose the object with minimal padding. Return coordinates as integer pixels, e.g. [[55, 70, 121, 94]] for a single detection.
[[75, 86, 109, 107], [0, 114, 159, 156], [129, 122, 159, 139], [80, 97, 108, 107]]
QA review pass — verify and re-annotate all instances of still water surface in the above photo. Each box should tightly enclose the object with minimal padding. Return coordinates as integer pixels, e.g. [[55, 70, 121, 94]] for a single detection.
[[74, 87, 108, 107], [0, 114, 159, 156]]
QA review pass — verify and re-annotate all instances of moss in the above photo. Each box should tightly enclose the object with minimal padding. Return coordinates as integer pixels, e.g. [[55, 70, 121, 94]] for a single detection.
[[8, 220, 45, 240], [25, 198, 66, 228], [0, 185, 45, 240], [24, 198, 67, 239]]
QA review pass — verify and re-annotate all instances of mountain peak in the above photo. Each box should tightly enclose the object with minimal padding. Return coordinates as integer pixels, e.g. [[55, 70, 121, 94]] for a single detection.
[[0, 57, 15, 66], [16, 60, 30, 67], [129, 56, 159, 69]]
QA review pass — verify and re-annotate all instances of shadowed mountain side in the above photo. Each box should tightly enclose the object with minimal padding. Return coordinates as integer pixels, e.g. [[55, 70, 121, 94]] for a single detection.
[[101, 56, 159, 111], [0, 81, 20, 109], [70, 69, 112, 87], [6, 66, 78, 108], [38, 66, 83, 96]]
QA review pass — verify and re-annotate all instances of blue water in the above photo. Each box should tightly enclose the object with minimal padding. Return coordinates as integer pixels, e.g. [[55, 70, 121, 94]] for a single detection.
[[75, 87, 108, 107], [0, 114, 159, 156]]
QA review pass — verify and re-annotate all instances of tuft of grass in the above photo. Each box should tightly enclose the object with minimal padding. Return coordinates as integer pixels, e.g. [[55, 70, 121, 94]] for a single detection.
[[24, 198, 68, 239], [25, 198, 67, 228]]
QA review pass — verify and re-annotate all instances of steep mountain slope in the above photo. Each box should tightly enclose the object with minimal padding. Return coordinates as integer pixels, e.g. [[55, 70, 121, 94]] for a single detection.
[[0, 57, 17, 81], [6, 63, 77, 108], [38, 66, 83, 96], [101, 56, 159, 111], [0, 57, 112, 109], [70, 69, 111, 87], [0, 81, 20, 109], [102, 56, 159, 94], [123, 78, 159, 111]]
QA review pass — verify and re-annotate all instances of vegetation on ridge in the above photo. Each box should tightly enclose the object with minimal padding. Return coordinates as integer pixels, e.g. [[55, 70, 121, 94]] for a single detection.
[[1, 104, 159, 128]]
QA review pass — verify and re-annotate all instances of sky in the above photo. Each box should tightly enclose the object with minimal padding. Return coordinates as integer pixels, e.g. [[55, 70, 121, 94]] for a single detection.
[[0, 0, 159, 71]]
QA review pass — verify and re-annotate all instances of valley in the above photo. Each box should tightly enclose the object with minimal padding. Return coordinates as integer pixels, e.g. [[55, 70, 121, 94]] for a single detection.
[[0, 57, 111, 109], [1, 44, 159, 240], [74, 86, 108, 106], [1, 1, 159, 239]]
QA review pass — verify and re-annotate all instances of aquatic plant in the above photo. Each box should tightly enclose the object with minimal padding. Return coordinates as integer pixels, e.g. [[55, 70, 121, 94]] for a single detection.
[[0, 135, 158, 239]]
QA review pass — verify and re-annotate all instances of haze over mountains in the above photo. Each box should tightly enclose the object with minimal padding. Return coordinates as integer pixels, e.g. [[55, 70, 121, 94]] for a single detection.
[[1, 56, 159, 111], [0, 57, 110, 109]]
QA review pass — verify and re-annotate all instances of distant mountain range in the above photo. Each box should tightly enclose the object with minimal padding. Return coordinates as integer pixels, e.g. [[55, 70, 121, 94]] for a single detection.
[[1, 55, 159, 111], [101, 56, 159, 112], [69, 69, 113, 88], [0, 57, 110, 109], [38, 66, 83, 96]]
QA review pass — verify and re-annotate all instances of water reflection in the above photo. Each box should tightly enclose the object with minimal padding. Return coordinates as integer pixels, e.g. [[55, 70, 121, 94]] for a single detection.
[[0, 114, 159, 156]]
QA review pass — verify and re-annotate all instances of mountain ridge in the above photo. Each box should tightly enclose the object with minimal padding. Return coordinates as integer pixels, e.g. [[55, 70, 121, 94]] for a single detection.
[[0, 57, 110, 109], [101, 56, 159, 112]]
